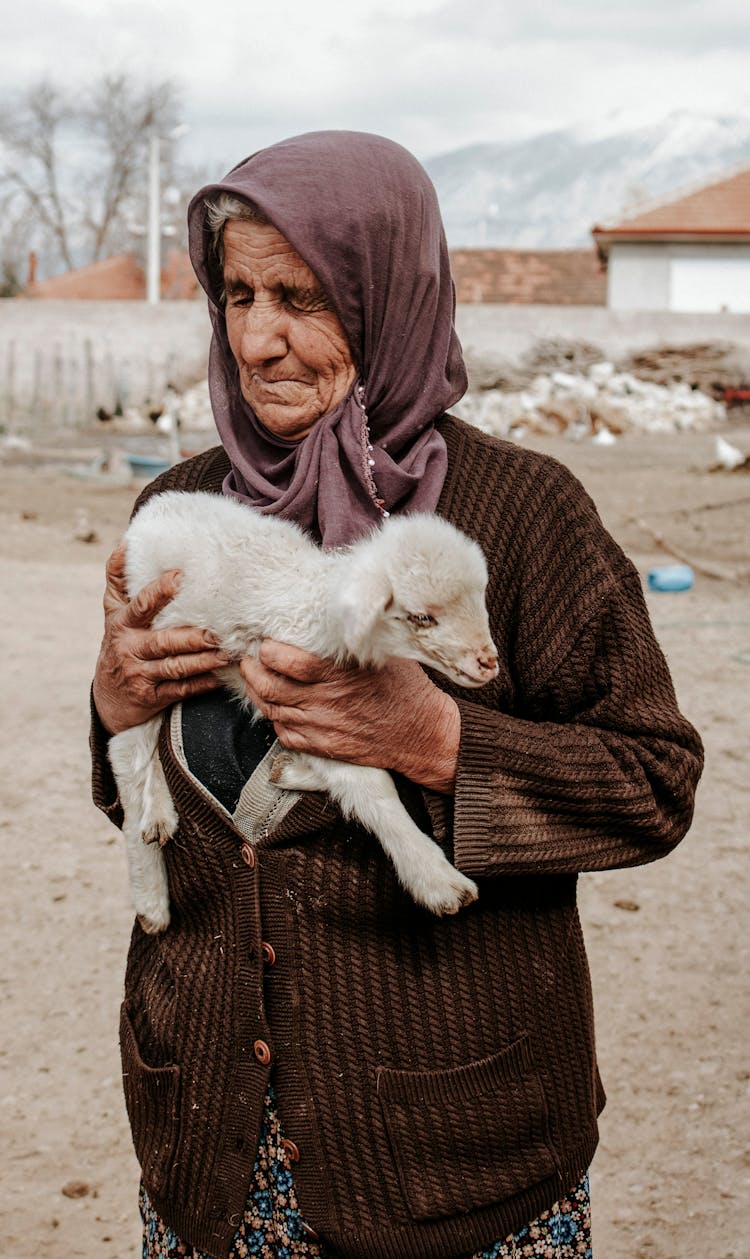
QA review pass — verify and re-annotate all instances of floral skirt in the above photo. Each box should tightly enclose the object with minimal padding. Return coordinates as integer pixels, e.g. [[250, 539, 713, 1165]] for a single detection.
[[140, 1087, 592, 1259]]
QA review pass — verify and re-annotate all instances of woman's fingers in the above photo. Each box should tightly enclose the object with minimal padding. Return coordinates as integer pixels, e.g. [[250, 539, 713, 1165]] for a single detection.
[[103, 541, 130, 612], [136, 625, 224, 662], [140, 648, 230, 681], [153, 671, 229, 707], [239, 656, 308, 723], [94, 549, 229, 733], [94, 646, 228, 735], [239, 657, 282, 712], [239, 654, 312, 706], [256, 640, 335, 682], [119, 570, 183, 630], [105, 540, 127, 583]]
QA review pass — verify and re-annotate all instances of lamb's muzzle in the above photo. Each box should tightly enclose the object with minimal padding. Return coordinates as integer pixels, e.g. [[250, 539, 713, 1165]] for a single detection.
[[108, 492, 498, 930], [456, 646, 499, 685]]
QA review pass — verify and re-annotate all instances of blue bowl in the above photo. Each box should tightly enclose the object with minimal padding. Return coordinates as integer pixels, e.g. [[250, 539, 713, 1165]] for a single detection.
[[647, 565, 695, 592], [125, 453, 172, 476]]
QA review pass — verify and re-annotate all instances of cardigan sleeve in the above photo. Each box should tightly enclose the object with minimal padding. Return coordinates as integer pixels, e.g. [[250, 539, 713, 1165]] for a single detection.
[[420, 442, 703, 879], [90, 689, 124, 829], [450, 564, 703, 877]]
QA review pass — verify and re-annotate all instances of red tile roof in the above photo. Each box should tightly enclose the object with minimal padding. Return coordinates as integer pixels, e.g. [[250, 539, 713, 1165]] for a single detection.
[[23, 250, 199, 300], [449, 248, 606, 305], [592, 166, 750, 256]]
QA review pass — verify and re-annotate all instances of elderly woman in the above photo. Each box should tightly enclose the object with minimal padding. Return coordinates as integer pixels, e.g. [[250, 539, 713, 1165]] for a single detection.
[[91, 132, 702, 1259]]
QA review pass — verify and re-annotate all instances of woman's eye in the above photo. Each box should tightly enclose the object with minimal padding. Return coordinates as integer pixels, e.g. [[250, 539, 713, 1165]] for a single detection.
[[283, 287, 329, 313], [407, 612, 437, 628]]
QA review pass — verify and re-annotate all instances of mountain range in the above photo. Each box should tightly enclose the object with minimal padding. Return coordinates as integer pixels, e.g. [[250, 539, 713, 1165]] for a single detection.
[[423, 111, 750, 249]]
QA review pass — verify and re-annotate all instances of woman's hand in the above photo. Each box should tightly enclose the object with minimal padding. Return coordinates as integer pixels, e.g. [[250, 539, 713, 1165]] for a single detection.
[[240, 641, 461, 793], [92, 542, 230, 736]]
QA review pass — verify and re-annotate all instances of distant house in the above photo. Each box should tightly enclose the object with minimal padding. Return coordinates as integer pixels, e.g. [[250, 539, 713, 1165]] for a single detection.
[[592, 167, 750, 312], [23, 250, 199, 300], [449, 248, 605, 305]]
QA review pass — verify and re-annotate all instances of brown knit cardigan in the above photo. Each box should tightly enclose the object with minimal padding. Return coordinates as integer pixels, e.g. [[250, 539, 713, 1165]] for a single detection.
[[91, 414, 703, 1259]]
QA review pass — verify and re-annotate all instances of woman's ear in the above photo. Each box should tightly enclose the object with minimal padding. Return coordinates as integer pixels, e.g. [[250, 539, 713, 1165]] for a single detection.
[[337, 568, 395, 661]]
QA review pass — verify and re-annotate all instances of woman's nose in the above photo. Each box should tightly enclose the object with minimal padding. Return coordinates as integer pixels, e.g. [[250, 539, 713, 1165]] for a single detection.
[[239, 301, 288, 363]]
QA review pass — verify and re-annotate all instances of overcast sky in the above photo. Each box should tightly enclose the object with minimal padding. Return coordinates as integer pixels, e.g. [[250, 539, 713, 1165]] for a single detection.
[[3, 0, 750, 172]]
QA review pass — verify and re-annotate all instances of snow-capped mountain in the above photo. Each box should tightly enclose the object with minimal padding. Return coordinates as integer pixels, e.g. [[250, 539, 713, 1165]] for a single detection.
[[423, 111, 750, 248]]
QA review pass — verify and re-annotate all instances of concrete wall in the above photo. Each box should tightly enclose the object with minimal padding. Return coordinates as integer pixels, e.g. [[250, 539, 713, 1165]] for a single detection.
[[455, 303, 750, 369], [3, 298, 750, 434], [607, 243, 750, 312]]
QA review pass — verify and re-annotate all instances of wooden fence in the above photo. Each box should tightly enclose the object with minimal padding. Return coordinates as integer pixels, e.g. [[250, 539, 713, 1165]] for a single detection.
[[0, 301, 210, 434]]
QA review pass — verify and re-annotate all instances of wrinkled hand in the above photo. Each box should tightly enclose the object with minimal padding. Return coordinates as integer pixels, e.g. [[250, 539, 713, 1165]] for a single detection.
[[240, 641, 460, 793], [92, 541, 230, 735]]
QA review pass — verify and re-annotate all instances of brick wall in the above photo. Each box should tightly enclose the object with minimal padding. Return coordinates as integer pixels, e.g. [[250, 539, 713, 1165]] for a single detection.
[[450, 248, 606, 305]]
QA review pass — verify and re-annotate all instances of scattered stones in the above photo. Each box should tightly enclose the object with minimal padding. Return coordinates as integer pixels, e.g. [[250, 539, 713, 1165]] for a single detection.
[[61, 1179, 91, 1199], [454, 361, 727, 441], [73, 509, 98, 544], [711, 436, 750, 473]]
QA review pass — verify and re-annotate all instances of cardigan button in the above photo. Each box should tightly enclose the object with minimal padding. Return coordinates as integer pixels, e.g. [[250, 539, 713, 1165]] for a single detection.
[[261, 941, 276, 966], [300, 1221, 319, 1240], [241, 842, 256, 869], [282, 1137, 300, 1163], [253, 1039, 272, 1065]]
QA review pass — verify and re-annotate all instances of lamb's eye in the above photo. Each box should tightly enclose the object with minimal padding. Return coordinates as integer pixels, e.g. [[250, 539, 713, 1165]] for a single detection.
[[407, 611, 437, 628]]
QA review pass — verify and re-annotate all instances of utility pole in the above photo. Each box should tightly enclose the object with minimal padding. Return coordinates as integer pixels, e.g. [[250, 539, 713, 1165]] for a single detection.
[[146, 132, 161, 305]]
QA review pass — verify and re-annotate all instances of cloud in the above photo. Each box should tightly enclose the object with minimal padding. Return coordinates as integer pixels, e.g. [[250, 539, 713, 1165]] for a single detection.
[[1, 0, 749, 169], [433, 0, 750, 52]]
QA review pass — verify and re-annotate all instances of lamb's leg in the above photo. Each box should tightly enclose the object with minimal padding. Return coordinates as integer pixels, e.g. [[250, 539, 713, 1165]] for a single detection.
[[271, 751, 478, 915], [108, 719, 173, 933]]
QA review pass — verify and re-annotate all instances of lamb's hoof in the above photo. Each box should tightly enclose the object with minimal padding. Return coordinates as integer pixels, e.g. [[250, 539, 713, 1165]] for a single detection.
[[142, 820, 175, 847], [416, 870, 479, 917], [268, 751, 289, 785], [270, 751, 322, 793], [137, 906, 171, 934]]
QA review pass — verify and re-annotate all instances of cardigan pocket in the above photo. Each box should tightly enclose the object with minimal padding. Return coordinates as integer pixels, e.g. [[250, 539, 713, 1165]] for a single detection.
[[376, 1034, 558, 1222], [120, 1002, 181, 1198]]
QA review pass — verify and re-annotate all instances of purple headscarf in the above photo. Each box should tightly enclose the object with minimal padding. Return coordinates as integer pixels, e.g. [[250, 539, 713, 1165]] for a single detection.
[[187, 131, 467, 548]]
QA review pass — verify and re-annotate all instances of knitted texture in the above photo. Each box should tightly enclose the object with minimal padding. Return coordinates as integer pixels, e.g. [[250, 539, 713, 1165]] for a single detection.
[[91, 416, 703, 1259]]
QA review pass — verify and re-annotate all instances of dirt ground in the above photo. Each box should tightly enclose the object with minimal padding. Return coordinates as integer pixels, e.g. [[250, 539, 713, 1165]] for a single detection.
[[1, 425, 748, 1259]]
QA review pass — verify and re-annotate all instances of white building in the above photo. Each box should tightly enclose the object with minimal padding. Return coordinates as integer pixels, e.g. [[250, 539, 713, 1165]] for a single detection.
[[592, 168, 750, 312]]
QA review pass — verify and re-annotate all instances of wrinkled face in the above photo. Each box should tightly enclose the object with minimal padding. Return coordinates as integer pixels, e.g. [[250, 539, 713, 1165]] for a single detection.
[[223, 219, 357, 441]]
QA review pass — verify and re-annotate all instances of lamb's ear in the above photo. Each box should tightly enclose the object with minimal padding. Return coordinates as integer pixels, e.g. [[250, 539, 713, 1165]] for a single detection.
[[337, 568, 395, 661]]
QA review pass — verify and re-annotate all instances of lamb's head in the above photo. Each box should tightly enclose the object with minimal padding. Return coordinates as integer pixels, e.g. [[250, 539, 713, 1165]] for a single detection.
[[336, 514, 499, 687]]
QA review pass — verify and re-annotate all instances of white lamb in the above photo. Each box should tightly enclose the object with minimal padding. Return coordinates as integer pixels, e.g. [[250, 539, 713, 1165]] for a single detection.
[[108, 491, 499, 931]]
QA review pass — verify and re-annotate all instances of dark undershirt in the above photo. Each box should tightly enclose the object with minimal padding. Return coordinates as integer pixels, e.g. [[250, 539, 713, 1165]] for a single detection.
[[180, 690, 277, 813], [181, 687, 434, 833]]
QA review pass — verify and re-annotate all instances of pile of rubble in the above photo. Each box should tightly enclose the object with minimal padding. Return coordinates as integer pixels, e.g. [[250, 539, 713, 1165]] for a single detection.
[[454, 361, 727, 442]]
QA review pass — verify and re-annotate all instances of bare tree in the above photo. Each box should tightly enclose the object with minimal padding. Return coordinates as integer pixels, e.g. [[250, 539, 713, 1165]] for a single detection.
[[80, 74, 180, 262], [0, 197, 35, 296], [0, 81, 76, 271], [0, 73, 183, 286]]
